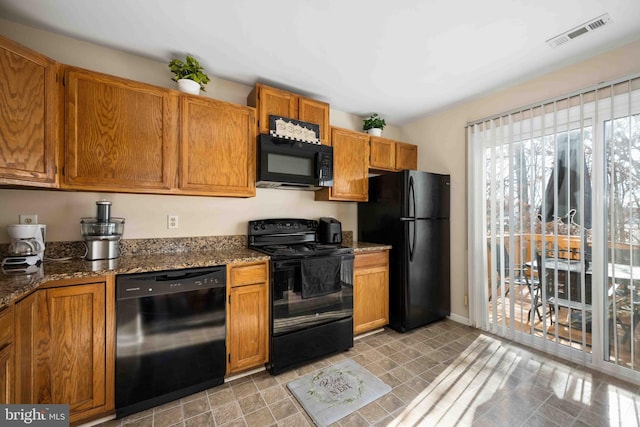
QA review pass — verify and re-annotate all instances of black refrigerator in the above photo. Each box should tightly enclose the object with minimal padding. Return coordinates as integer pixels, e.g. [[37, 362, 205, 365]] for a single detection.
[[358, 170, 450, 332]]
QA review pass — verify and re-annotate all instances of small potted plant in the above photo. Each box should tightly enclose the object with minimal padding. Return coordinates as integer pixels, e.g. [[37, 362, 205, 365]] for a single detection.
[[168, 54, 210, 94], [363, 113, 386, 136]]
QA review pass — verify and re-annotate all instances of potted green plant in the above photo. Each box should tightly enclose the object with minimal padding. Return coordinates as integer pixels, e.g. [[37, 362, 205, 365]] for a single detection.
[[168, 54, 210, 94], [363, 113, 386, 136]]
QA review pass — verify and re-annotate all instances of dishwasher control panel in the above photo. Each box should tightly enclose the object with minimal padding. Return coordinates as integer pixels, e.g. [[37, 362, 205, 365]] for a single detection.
[[116, 265, 226, 300]]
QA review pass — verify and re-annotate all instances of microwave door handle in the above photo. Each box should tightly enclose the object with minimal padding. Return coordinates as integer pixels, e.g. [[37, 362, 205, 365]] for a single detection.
[[315, 153, 322, 182]]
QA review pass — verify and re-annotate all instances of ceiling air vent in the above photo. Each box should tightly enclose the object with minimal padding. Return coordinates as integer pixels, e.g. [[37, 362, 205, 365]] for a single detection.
[[546, 13, 612, 48]]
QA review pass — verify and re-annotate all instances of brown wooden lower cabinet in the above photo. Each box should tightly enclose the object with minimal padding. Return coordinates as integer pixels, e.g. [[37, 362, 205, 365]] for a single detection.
[[14, 276, 115, 425], [0, 305, 14, 404], [354, 250, 390, 335], [226, 261, 269, 375]]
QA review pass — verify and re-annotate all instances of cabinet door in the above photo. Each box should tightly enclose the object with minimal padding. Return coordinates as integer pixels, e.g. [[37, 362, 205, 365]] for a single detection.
[[228, 283, 268, 374], [0, 305, 13, 404], [0, 345, 12, 404], [316, 127, 369, 202], [14, 291, 48, 405], [396, 141, 418, 171], [369, 136, 396, 171], [250, 84, 297, 135], [0, 35, 59, 187], [298, 97, 330, 145], [14, 279, 115, 424], [180, 96, 256, 197], [64, 67, 179, 192], [353, 251, 389, 335]]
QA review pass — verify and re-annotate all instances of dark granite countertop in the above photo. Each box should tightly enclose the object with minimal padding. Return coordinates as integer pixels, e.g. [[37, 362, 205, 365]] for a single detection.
[[352, 242, 392, 253], [0, 239, 391, 310], [0, 247, 268, 309]]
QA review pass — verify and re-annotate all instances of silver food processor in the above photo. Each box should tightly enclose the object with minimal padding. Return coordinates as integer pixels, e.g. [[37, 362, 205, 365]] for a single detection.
[[81, 201, 125, 260]]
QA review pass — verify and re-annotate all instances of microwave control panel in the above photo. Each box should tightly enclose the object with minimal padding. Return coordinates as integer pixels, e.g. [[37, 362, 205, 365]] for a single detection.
[[318, 153, 333, 184]]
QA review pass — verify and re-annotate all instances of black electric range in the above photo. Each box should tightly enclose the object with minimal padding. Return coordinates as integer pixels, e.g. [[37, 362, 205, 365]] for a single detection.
[[248, 218, 354, 374]]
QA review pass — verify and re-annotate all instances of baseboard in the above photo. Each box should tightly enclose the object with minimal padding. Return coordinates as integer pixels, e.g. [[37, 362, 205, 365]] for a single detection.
[[225, 365, 266, 383], [447, 312, 471, 326], [354, 328, 384, 340]]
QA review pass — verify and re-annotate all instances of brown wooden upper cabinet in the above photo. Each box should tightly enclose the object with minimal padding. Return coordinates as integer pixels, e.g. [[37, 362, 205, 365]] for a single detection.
[[369, 136, 418, 172], [396, 141, 418, 170], [180, 95, 256, 197], [0, 35, 60, 188], [63, 67, 179, 193], [63, 66, 256, 197], [247, 84, 330, 145], [315, 127, 369, 202]]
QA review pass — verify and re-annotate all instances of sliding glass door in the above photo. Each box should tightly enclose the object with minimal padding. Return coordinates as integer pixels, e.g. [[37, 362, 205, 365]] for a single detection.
[[468, 75, 640, 381]]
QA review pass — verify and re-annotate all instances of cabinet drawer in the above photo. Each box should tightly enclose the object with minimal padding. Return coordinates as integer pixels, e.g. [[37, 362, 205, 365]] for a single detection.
[[355, 251, 389, 269], [230, 262, 268, 287], [0, 306, 13, 348]]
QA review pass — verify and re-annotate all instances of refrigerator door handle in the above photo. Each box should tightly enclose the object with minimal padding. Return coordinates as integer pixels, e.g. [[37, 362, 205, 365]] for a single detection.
[[408, 220, 416, 261], [408, 175, 416, 219]]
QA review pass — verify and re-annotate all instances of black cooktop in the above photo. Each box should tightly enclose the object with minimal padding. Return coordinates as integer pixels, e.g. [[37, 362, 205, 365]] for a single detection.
[[248, 219, 352, 258]]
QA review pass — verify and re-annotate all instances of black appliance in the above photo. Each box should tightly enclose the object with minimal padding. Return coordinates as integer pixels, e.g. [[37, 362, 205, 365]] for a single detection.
[[358, 170, 450, 332], [115, 266, 226, 418], [256, 134, 333, 190], [248, 219, 354, 374], [318, 217, 342, 244]]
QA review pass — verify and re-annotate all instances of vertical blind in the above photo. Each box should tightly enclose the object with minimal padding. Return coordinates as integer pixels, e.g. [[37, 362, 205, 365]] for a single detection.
[[467, 75, 640, 380]]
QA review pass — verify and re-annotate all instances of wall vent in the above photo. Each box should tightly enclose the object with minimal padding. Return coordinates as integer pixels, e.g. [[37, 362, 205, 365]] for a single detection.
[[546, 13, 612, 48]]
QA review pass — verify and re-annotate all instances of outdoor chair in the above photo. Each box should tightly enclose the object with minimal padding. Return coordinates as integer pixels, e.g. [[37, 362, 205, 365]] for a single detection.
[[489, 244, 545, 322]]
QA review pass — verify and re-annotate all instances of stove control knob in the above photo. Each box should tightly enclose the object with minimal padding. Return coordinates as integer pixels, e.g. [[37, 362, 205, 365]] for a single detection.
[[260, 224, 266, 230], [253, 224, 259, 231]]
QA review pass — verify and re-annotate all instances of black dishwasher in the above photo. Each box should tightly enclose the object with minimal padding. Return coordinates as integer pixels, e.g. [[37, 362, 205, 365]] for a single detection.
[[115, 266, 226, 418]]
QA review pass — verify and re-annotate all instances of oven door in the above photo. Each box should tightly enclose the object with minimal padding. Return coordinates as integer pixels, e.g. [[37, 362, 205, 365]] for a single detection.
[[271, 253, 354, 335]]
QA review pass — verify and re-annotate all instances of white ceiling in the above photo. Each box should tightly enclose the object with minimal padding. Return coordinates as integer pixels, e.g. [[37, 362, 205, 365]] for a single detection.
[[1, 0, 639, 125]]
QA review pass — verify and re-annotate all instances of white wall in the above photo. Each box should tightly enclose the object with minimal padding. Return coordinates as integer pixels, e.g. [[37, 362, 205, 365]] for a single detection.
[[400, 39, 640, 320], [0, 19, 400, 243]]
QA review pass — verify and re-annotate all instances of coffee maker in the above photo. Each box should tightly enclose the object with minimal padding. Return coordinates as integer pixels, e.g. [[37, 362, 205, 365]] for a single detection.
[[2, 224, 46, 267]]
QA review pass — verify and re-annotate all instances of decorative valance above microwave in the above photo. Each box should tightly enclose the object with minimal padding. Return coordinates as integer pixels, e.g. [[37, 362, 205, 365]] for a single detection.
[[269, 115, 321, 145]]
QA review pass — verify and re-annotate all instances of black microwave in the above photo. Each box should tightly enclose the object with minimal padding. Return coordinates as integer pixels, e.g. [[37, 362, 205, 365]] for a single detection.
[[256, 134, 333, 190]]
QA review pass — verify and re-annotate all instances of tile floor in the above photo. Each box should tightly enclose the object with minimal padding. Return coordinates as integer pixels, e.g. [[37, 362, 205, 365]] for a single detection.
[[96, 320, 640, 427]]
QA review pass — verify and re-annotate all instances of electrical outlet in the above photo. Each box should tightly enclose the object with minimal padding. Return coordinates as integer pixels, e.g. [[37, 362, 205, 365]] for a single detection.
[[464, 294, 469, 307], [167, 215, 179, 229], [19, 214, 38, 224]]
